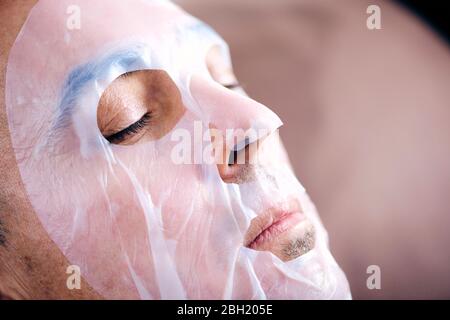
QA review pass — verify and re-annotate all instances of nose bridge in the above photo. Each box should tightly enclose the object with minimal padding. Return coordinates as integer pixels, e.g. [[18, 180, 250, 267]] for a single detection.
[[189, 74, 283, 183], [189, 75, 283, 144]]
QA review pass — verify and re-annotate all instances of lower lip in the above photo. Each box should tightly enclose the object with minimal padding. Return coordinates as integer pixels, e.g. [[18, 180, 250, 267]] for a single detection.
[[248, 212, 306, 249]]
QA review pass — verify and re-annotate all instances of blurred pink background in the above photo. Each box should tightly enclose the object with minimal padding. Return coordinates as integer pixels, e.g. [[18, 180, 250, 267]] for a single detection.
[[178, 0, 450, 299]]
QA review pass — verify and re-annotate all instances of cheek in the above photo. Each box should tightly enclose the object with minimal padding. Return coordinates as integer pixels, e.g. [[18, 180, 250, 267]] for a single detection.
[[110, 142, 207, 239], [65, 163, 162, 299]]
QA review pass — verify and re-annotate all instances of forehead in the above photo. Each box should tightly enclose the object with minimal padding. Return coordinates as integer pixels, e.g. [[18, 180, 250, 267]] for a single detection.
[[10, 0, 225, 86], [26, 0, 195, 56], [17, 1, 218, 82]]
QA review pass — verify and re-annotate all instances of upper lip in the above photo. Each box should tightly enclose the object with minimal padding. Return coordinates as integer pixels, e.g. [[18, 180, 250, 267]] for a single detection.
[[243, 198, 304, 248]]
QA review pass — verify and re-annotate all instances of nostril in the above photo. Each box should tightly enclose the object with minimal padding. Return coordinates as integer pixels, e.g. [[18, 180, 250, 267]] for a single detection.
[[218, 145, 248, 183], [228, 149, 239, 166], [228, 137, 251, 166], [217, 136, 260, 183]]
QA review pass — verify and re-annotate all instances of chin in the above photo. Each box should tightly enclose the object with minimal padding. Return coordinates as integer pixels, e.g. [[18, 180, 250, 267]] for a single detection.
[[260, 220, 316, 262]]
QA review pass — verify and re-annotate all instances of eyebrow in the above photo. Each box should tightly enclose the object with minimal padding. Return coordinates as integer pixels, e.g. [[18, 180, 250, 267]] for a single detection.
[[52, 45, 148, 133]]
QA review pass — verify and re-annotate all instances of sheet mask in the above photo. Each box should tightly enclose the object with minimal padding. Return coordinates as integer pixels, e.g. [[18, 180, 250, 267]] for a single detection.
[[6, 0, 351, 299]]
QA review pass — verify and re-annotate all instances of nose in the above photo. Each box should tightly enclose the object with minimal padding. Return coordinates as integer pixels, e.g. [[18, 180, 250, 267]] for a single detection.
[[189, 75, 283, 183]]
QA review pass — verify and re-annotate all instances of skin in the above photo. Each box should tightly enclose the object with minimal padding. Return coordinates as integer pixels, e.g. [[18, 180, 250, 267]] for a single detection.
[[0, 0, 100, 299], [97, 70, 186, 145]]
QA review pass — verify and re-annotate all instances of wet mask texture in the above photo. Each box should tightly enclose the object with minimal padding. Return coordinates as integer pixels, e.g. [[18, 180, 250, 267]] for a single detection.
[[6, 0, 351, 299]]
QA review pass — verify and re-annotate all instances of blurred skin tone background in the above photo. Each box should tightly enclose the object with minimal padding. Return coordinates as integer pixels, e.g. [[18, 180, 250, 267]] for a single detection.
[[178, 0, 450, 299]]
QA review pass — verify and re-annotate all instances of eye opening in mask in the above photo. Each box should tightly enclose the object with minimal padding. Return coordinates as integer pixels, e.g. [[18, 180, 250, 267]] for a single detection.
[[104, 111, 153, 144], [206, 45, 243, 91], [97, 69, 186, 146]]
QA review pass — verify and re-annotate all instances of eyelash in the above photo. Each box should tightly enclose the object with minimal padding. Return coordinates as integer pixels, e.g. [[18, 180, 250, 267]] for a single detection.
[[105, 112, 152, 144], [223, 83, 241, 90]]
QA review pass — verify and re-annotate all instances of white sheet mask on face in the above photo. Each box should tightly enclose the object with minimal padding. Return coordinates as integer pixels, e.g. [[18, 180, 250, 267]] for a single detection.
[[6, 0, 351, 299]]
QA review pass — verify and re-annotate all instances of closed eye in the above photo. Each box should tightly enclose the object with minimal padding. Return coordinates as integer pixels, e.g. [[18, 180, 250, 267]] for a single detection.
[[98, 69, 186, 145], [223, 82, 242, 90], [105, 112, 152, 144]]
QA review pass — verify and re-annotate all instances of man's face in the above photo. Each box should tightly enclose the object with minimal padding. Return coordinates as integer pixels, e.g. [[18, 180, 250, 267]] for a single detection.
[[2, 0, 350, 299]]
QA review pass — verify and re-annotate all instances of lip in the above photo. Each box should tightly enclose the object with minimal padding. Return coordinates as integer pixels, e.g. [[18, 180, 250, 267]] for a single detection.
[[247, 212, 306, 249], [244, 199, 306, 250]]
